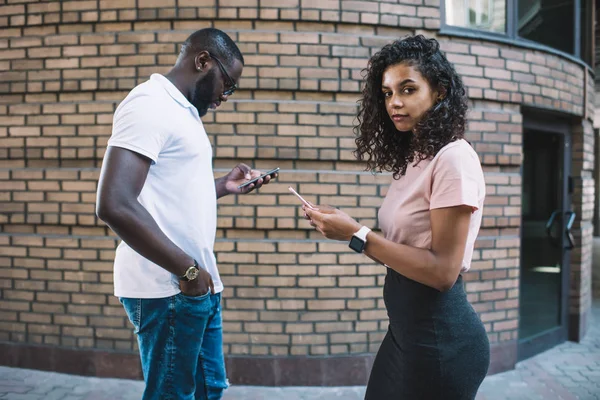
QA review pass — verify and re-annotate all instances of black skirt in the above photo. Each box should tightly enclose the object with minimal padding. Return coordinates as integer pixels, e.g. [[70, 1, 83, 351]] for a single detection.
[[365, 270, 490, 400]]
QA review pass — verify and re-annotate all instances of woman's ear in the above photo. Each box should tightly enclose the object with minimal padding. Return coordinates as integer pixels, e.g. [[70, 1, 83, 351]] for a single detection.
[[437, 87, 447, 102]]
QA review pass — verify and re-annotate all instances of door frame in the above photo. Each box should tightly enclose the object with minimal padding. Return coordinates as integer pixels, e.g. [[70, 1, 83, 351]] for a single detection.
[[518, 111, 572, 361]]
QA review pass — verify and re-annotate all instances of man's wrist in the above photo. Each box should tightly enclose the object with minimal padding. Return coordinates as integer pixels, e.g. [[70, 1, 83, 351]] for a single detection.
[[215, 176, 230, 198], [179, 259, 199, 281]]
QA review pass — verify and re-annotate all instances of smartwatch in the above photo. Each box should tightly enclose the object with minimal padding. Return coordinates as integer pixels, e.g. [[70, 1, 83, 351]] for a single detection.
[[349, 226, 371, 253]]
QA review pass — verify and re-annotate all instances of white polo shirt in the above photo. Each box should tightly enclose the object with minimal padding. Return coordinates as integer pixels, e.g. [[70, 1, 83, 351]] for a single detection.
[[107, 73, 223, 298]]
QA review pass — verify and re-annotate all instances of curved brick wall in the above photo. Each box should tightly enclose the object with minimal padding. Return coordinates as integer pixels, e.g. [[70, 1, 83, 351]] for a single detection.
[[0, 0, 595, 385]]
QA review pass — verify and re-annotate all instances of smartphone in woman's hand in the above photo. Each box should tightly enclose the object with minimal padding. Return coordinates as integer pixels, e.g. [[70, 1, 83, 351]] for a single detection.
[[288, 186, 316, 210]]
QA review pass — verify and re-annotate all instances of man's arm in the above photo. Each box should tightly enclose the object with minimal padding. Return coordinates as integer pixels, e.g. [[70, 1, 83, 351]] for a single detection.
[[96, 146, 213, 295]]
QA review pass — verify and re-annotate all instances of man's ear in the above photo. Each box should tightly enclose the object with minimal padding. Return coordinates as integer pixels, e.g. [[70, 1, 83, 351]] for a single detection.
[[194, 51, 210, 72]]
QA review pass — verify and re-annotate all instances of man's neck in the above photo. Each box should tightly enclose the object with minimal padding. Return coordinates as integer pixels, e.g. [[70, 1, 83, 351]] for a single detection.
[[164, 70, 191, 102]]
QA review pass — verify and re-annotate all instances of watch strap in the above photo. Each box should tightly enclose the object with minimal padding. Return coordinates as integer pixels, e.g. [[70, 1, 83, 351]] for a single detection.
[[348, 226, 371, 253], [353, 226, 371, 242]]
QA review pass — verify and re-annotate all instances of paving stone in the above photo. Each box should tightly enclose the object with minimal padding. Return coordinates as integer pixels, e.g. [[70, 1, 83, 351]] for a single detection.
[[4, 394, 44, 400], [0, 388, 28, 395]]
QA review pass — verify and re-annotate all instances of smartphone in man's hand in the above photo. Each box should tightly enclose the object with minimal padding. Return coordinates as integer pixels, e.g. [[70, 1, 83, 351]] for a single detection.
[[237, 167, 280, 189]]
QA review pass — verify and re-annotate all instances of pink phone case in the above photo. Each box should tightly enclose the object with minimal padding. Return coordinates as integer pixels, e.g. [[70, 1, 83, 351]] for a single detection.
[[288, 186, 315, 209]]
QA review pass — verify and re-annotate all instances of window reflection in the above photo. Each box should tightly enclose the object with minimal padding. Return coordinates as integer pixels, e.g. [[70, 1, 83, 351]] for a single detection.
[[580, 0, 593, 65], [444, 0, 593, 64], [445, 0, 506, 33], [518, 0, 574, 55]]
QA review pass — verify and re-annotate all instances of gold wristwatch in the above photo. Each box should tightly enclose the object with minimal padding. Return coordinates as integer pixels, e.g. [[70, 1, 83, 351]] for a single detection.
[[179, 259, 200, 282]]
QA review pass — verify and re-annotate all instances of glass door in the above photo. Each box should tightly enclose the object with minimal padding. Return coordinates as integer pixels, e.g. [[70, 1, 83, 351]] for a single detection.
[[518, 118, 572, 360]]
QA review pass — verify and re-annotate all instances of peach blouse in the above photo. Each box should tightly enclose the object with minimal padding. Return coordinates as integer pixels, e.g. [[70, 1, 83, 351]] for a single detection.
[[378, 139, 485, 272]]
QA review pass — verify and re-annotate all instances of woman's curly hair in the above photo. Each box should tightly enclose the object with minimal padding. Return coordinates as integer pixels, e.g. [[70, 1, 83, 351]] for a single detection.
[[354, 35, 468, 178]]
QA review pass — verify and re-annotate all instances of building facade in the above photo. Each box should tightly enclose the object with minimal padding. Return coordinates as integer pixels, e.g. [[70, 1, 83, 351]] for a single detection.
[[0, 0, 595, 385], [593, 0, 600, 300]]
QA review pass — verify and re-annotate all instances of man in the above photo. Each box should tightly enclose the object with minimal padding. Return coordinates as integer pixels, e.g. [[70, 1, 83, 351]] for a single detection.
[[96, 28, 274, 400]]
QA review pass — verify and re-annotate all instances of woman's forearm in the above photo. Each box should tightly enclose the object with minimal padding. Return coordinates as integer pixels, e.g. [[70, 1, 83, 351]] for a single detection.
[[363, 232, 461, 292]]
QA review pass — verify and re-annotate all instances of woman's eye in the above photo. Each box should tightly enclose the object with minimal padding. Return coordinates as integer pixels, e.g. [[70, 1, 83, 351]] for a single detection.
[[383, 92, 392, 98], [402, 87, 415, 94]]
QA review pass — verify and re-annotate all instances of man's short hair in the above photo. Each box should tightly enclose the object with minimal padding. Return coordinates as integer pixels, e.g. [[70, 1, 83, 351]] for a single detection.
[[180, 28, 244, 68]]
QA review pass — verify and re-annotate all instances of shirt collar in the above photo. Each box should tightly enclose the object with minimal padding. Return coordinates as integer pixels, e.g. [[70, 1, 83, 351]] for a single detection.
[[151, 73, 195, 110]]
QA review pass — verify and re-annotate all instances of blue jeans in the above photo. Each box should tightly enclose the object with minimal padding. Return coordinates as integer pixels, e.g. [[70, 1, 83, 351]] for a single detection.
[[120, 292, 228, 400]]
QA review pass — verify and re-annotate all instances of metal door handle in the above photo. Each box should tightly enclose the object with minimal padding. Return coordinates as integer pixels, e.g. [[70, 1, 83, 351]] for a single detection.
[[545, 210, 561, 247], [565, 211, 576, 250]]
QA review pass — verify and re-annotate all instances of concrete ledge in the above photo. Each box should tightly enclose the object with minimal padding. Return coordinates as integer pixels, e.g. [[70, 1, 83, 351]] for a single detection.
[[0, 341, 515, 385], [488, 340, 517, 375], [592, 237, 600, 299], [0, 342, 142, 380], [569, 308, 590, 342], [225, 354, 374, 386]]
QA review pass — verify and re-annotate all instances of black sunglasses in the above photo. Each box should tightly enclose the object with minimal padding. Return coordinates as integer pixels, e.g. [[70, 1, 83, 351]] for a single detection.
[[209, 53, 238, 97]]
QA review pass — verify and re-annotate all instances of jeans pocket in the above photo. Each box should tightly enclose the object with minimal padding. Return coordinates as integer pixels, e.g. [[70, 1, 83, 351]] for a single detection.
[[120, 297, 142, 334], [134, 298, 141, 330], [179, 290, 211, 301]]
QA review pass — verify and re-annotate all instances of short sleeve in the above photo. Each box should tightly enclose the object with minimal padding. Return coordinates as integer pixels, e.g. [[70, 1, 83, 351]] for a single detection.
[[430, 143, 482, 212], [107, 93, 168, 163]]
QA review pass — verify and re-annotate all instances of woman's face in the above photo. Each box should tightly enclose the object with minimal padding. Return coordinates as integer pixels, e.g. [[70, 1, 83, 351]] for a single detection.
[[381, 62, 439, 132]]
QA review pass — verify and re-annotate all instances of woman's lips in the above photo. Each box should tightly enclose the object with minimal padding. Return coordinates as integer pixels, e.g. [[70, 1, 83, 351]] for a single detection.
[[392, 114, 408, 122]]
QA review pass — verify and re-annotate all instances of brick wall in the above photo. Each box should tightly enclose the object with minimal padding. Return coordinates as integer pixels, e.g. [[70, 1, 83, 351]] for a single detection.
[[571, 115, 596, 337], [592, 7, 599, 299], [0, 0, 595, 384]]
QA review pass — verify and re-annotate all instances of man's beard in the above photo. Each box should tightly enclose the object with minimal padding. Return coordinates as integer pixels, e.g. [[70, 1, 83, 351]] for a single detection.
[[191, 69, 217, 117]]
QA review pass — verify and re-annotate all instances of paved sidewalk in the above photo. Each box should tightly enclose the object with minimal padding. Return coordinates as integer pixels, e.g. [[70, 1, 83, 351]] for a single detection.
[[476, 299, 600, 400], [1, 301, 598, 400]]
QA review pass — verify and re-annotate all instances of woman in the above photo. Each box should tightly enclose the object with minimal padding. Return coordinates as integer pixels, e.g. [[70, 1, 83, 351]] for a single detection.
[[303, 35, 490, 399]]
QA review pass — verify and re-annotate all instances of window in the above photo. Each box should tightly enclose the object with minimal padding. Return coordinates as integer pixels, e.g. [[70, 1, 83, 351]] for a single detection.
[[579, 0, 593, 66], [443, 0, 594, 65], [445, 0, 506, 33], [518, 0, 574, 55]]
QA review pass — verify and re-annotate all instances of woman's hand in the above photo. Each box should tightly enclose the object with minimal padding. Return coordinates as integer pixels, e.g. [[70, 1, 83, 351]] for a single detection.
[[303, 204, 362, 241]]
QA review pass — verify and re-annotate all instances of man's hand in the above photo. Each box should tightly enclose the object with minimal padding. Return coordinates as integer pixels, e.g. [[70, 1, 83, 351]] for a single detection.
[[179, 268, 214, 297], [217, 163, 278, 197]]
